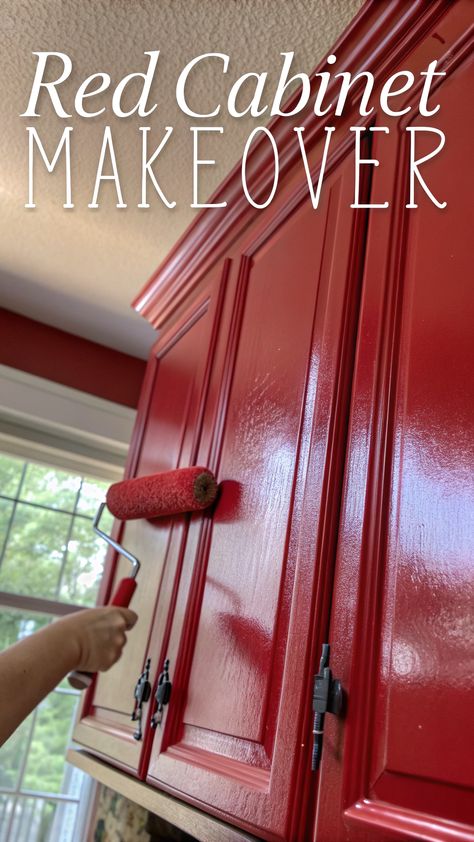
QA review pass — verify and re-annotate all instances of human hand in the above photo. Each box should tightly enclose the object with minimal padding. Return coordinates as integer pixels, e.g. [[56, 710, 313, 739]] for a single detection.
[[55, 606, 138, 674]]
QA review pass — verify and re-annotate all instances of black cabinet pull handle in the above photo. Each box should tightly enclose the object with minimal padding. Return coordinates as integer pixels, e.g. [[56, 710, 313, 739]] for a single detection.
[[311, 644, 343, 771], [151, 658, 172, 728], [131, 657, 151, 741]]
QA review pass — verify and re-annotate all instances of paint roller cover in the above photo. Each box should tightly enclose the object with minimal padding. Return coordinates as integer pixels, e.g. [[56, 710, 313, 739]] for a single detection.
[[105, 467, 218, 520]]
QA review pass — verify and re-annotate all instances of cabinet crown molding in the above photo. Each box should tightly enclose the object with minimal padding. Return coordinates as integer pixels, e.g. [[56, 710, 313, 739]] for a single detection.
[[133, 0, 449, 329]]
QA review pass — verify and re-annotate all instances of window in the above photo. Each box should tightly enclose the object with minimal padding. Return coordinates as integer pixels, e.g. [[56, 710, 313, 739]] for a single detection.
[[0, 455, 113, 604], [0, 452, 114, 842]]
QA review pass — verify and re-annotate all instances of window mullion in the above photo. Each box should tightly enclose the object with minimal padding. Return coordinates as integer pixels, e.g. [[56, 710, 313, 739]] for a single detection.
[[0, 591, 86, 617], [55, 480, 83, 600], [6, 791, 81, 804], [0, 495, 92, 521], [0, 463, 28, 573]]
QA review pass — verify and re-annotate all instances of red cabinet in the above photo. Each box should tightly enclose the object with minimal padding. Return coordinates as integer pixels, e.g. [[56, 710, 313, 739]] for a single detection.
[[74, 2, 474, 840], [74, 271, 226, 772], [145, 147, 368, 841], [313, 23, 474, 842]]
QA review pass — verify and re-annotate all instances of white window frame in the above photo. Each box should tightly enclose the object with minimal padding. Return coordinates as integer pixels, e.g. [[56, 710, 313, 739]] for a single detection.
[[0, 364, 136, 842]]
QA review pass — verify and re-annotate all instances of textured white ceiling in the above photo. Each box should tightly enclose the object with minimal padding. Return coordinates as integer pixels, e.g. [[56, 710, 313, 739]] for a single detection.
[[0, 0, 363, 358]]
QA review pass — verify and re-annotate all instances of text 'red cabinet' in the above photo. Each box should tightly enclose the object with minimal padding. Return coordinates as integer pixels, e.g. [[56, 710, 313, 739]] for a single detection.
[[74, 2, 474, 840]]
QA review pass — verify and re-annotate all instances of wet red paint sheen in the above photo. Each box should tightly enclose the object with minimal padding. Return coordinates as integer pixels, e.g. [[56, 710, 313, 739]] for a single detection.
[[74, 2, 474, 841], [75, 277, 225, 772], [143, 150, 368, 841], [313, 24, 474, 841]]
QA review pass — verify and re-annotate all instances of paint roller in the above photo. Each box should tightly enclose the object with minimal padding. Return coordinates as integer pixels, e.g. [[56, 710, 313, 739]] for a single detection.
[[67, 466, 218, 690]]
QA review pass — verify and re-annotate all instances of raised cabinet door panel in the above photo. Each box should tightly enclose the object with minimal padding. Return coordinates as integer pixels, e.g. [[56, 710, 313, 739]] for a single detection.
[[314, 26, 474, 842], [146, 147, 369, 841], [73, 270, 226, 773]]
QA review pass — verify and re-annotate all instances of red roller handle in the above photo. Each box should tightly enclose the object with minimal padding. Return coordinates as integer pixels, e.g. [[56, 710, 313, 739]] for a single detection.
[[111, 576, 137, 607]]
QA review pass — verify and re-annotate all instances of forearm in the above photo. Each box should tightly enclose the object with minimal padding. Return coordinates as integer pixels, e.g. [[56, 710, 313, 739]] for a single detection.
[[0, 605, 137, 746], [0, 619, 78, 746]]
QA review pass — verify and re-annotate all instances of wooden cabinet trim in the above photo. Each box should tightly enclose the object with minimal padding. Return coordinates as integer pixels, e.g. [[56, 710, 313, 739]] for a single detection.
[[67, 749, 261, 842], [344, 801, 474, 842]]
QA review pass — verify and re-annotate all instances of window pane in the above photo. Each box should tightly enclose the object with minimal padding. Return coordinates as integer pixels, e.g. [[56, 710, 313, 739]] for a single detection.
[[1, 795, 78, 842], [22, 693, 78, 794], [46, 798, 79, 840], [20, 465, 81, 512], [0, 606, 51, 650], [0, 794, 11, 841], [0, 454, 24, 499], [0, 459, 108, 842], [0, 716, 31, 792], [76, 478, 109, 517], [0, 609, 54, 792], [0, 505, 72, 598], [59, 517, 107, 606]]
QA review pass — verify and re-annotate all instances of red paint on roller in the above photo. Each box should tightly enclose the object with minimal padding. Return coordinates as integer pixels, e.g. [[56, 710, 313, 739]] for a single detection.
[[106, 466, 218, 521]]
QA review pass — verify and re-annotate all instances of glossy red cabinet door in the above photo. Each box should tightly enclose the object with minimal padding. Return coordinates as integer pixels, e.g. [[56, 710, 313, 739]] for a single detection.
[[146, 148, 368, 841], [313, 21, 474, 842], [74, 270, 225, 773]]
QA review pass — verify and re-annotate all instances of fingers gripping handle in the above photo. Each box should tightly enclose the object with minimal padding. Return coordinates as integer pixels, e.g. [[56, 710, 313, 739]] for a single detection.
[[67, 577, 137, 689]]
